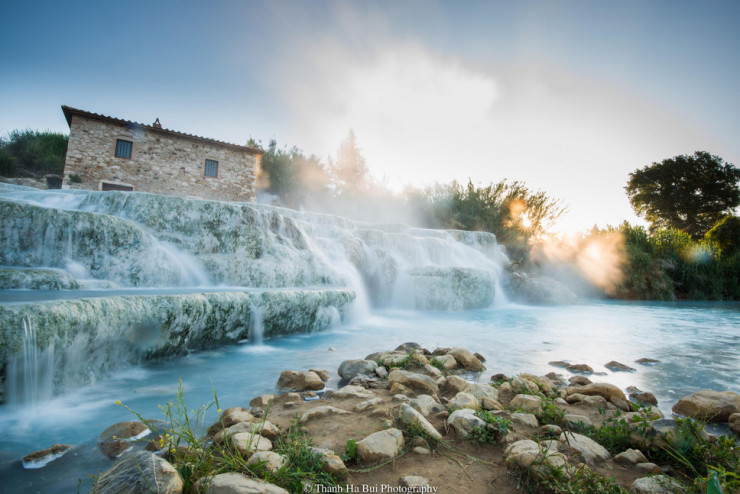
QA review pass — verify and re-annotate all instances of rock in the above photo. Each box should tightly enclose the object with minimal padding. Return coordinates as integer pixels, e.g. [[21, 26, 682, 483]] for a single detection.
[[504, 439, 568, 473], [545, 372, 566, 386], [466, 383, 499, 402], [559, 432, 610, 465], [496, 382, 515, 405], [548, 361, 570, 368], [570, 383, 629, 410], [491, 373, 509, 383], [355, 398, 383, 412], [300, 406, 351, 423], [672, 390, 740, 422], [630, 391, 658, 407], [431, 354, 457, 370], [409, 395, 445, 417], [332, 385, 375, 399], [636, 462, 663, 474], [421, 364, 442, 378], [388, 370, 439, 396], [395, 342, 423, 353], [510, 376, 539, 395], [449, 348, 485, 371], [520, 373, 554, 396], [375, 366, 388, 378], [231, 432, 272, 454], [348, 374, 385, 389], [338, 360, 378, 381], [249, 395, 276, 409], [614, 448, 649, 466], [309, 447, 348, 477], [440, 375, 469, 395], [247, 451, 287, 473], [729, 413, 740, 434], [540, 424, 562, 436], [223, 421, 280, 441], [605, 361, 635, 372], [221, 407, 256, 427], [635, 358, 660, 365], [309, 369, 330, 381], [412, 446, 431, 455], [631, 475, 684, 494], [399, 403, 442, 440], [563, 414, 593, 430], [367, 350, 409, 367], [447, 408, 486, 437], [98, 421, 151, 458], [22, 444, 72, 469], [357, 428, 404, 463], [277, 370, 324, 391], [273, 393, 302, 404], [197, 472, 288, 494], [449, 392, 480, 411], [481, 397, 504, 411], [512, 413, 539, 428], [569, 376, 592, 386], [510, 394, 543, 415], [91, 451, 183, 494], [399, 475, 430, 488], [566, 363, 593, 374]]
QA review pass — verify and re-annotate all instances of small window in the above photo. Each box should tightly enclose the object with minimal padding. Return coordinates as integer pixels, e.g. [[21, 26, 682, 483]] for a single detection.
[[204, 159, 219, 177], [115, 139, 132, 159]]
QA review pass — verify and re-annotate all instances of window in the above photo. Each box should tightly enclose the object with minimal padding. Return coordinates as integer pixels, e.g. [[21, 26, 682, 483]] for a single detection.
[[204, 159, 219, 177], [115, 139, 132, 159]]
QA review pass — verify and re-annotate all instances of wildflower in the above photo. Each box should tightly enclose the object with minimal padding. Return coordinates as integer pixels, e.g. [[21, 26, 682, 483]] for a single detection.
[[217, 408, 222, 414], [114, 400, 122, 405]]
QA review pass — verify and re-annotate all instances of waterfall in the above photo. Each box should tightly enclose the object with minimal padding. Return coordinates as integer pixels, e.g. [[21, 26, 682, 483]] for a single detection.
[[249, 304, 264, 345], [6, 316, 54, 408]]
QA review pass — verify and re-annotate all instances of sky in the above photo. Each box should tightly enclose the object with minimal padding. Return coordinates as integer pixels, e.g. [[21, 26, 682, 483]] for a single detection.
[[2, 0, 739, 232]]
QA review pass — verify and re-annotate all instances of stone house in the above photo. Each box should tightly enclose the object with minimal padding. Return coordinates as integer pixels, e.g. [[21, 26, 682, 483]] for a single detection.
[[61, 105, 261, 202]]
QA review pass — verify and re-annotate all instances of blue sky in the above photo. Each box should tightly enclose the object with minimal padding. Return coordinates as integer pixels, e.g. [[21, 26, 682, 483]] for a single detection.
[[2, 0, 739, 231]]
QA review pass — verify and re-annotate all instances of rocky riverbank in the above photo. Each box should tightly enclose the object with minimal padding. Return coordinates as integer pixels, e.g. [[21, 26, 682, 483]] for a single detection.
[[26, 344, 740, 494]]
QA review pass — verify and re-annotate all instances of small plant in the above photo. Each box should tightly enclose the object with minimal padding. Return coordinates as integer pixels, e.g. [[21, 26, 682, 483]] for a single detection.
[[470, 410, 511, 444], [429, 357, 446, 371], [69, 173, 82, 183], [539, 396, 565, 425], [584, 409, 649, 454], [341, 438, 358, 463], [514, 459, 629, 494], [272, 418, 340, 492]]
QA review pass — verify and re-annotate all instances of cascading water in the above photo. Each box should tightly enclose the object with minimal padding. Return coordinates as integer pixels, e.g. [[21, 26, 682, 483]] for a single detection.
[[5, 316, 54, 408], [249, 304, 264, 345], [0, 183, 510, 407]]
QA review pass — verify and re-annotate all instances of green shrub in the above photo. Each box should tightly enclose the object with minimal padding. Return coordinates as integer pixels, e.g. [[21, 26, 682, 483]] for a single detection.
[[470, 410, 511, 444]]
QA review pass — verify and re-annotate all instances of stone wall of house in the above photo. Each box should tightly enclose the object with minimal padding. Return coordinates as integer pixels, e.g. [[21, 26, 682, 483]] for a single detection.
[[63, 115, 257, 202]]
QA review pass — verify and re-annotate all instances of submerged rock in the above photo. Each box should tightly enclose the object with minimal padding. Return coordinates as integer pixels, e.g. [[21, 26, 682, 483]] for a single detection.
[[98, 421, 151, 458], [672, 390, 740, 422], [605, 360, 635, 372], [22, 444, 72, 469]]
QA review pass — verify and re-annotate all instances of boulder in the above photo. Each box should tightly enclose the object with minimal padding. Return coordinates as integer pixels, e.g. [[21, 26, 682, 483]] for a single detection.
[[605, 361, 635, 372], [566, 364, 593, 374], [449, 348, 485, 371], [367, 351, 409, 367], [562, 414, 593, 430], [631, 475, 684, 494], [221, 407, 256, 427], [447, 408, 486, 437], [309, 369, 330, 381], [331, 385, 375, 399], [672, 390, 740, 422], [247, 451, 287, 473], [223, 421, 280, 441], [569, 383, 629, 410], [511, 413, 539, 428], [356, 428, 404, 463], [636, 463, 664, 474], [421, 364, 442, 378], [338, 360, 378, 381], [520, 373, 554, 396], [510, 376, 539, 395], [399, 403, 442, 440], [613, 448, 648, 466], [91, 451, 182, 494], [504, 439, 568, 475], [481, 397, 504, 411], [630, 391, 658, 407], [98, 421, 150, 458], [309, 447, 348, 477], [465, 383, 499, 402], [395, 342, 423, 353], [409, 395, 445, 417], [440, 375, 468, 395], [635, 358, 660, 365], [449, 392, 480, 411], [729, 412, 740, 434], [355, 398, 383, 412], [22, 444, 72, 469], [277, 370, 324, 391], [197, 473, 288, 494], [432, 354, 458, 370], [568, 376, 592, 386], [510, 394, 543, 415], [300, 406, 351, 424], [249, 395, 276, 409], [388, 370, 439, 396], [559, 432, 610, 465], [231, 432, 272, 454]]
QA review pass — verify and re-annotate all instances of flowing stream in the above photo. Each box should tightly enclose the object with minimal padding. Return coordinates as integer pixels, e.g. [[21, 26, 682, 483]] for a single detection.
[[0, 184, 738, 493]]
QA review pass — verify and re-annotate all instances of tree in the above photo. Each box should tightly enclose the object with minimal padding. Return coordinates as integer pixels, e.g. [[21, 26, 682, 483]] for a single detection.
[[0, 130, 68, 177], [625, 151, 740, 238], [330, 130, 370, 197]]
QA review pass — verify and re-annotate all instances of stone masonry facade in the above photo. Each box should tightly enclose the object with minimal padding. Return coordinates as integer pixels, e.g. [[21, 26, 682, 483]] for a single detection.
[[62, 106, 260, 202]]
